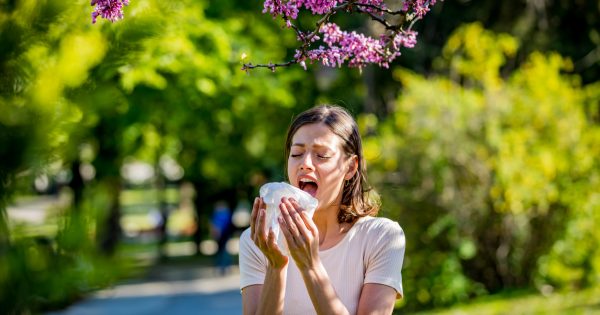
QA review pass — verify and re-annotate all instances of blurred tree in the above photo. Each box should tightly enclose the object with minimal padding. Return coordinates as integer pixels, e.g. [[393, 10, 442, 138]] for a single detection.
[[364, 23, 600, 309], [0, 0, 105, 246], [340, 0, 600, 118], [0, 0, 319, 311], [82, 0, 313, 252]]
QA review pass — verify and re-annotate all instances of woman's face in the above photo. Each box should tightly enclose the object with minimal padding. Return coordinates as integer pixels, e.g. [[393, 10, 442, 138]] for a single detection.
[[287, 123, 355, 210]]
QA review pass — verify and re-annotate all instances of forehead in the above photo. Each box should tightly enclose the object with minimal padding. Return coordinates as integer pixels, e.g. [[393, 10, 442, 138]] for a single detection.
[[291, 123, 342, 149]]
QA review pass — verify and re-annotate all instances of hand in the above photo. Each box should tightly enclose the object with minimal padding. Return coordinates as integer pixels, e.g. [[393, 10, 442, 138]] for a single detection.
[[250, 197, 289, 269], [278, 197, 320, 270]]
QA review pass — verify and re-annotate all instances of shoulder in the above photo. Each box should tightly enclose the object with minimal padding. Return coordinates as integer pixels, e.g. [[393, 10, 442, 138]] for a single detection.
[[239, 227, 256, 253], [355, 216, 404, 235], [239, 227, 268, 264], [353, 216, 405, 245], [241, 227, 252, 240]]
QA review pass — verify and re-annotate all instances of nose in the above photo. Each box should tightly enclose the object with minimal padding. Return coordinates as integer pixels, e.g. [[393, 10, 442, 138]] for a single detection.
[[299, 153, 314, 170]]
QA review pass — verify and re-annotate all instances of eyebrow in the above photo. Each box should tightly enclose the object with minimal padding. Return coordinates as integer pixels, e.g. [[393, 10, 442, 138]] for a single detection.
[[291, 143, 332, 149]]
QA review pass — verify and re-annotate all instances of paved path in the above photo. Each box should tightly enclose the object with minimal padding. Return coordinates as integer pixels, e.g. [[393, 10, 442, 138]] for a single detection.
[[48, 267, 242, 315], [8, 195, 244, 314]]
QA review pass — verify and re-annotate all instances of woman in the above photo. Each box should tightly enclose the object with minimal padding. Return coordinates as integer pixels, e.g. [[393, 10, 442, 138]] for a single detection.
[[240, 105, 405, 315]]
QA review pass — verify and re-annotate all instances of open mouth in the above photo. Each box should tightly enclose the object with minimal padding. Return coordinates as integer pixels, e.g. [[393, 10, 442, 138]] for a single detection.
[[299, 178, 318, 197]]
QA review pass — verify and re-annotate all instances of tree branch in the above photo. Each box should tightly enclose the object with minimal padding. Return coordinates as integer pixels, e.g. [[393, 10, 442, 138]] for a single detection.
[[241, 60, 297, 72], [352, 2, 407, 15], [357, 7, 398, 31]]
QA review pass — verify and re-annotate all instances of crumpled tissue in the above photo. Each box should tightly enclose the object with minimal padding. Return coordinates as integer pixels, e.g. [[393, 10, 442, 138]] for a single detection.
[[259, 182, 318, 254]]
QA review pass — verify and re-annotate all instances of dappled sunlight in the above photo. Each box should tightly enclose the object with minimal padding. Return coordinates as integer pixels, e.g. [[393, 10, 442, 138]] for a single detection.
[[1, 0, 599, 314]]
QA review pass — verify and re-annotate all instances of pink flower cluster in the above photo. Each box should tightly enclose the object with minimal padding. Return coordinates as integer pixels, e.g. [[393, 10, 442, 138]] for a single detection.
[[393, 30, 417, 49], [263, 0, 335, 19], [263, 0, 386, 18], [261, 0, 437, 70], [91, 0, 130, 24], [297, 23, 417, 69], [407, 0, 437, 19]]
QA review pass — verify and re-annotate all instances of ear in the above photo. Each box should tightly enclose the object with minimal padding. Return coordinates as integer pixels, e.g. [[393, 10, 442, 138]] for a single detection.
[[344, 155, 359, 180]]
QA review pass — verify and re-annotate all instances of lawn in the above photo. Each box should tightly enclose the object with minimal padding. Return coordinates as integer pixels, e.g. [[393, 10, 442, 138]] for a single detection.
[[406, 286, 600, 315]]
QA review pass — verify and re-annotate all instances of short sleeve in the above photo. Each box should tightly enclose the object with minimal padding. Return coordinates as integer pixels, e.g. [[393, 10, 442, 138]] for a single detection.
[[363, 219, 406, 298], [239, 228, 268, 290]]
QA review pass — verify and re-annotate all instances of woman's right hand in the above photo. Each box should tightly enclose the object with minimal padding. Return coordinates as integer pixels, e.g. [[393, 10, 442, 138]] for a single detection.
[[250, 197, 289, 269]]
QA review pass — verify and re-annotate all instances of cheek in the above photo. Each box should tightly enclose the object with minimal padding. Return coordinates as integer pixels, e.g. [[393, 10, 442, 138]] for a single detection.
[[320, 164, 346, 184], [287, 160, 296, 180]]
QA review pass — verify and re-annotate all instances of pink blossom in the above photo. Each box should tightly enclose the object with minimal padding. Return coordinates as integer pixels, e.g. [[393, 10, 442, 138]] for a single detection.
[[257, 0, 439, 70], [91, 0, 130, 24], [405, 0, 436, 19], [393, 30, 418, 49], [303, 22, 401, 69], [263, 0, 299, 19]]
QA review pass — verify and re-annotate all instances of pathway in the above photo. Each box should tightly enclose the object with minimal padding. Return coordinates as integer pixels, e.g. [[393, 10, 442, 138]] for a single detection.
[[47, 266, 242, 315]]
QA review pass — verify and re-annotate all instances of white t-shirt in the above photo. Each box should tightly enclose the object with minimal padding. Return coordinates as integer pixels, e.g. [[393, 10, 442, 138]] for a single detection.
[[239, 216, 406, 315]]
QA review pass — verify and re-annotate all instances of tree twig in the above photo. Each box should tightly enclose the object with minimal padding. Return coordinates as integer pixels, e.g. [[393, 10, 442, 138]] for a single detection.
[[241, 60, 297, 72]]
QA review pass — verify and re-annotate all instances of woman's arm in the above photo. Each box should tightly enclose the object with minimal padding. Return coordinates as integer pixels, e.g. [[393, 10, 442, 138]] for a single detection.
[[356, 284, 398, 315], [242, 266, 287, 315], [298, 261, 351, 315], [242, 197, 289, 315], [298, 267, 398, 315], [280, 198, 401, 315], [279, 198, 351, 315]]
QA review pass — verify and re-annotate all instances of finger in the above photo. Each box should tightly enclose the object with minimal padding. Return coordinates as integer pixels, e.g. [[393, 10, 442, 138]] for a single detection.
[[255, 208, 266, 246], [280, 198, 300, 238], [268, 227, 287, 257], [289, 205, 312, 239], [288, 198, 305, 212], [259, 197, 266, 211], [250, 197, 259, 239], [289, 198, 316, 235], [299, 210, 317, 236], [278, 216, 296, 246], [257, 198, 268, 242], [260, 208, 268, 240], [287, 199, 312, 239]]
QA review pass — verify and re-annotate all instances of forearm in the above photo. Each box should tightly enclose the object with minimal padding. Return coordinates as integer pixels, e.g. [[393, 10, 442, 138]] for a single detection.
[[302, 263, 350, 315], [256, 266, 287, 315]]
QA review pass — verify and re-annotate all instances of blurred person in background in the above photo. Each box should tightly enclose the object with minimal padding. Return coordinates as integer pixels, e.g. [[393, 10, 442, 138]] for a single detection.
[[210, 200, 234, 275]]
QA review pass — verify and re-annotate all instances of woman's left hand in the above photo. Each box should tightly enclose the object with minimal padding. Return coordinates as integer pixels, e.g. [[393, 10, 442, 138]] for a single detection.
[[278, 197, 320, 269]]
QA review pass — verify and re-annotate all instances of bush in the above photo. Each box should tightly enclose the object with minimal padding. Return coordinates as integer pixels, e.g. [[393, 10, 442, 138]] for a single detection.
[[363, 23, 600, 310]]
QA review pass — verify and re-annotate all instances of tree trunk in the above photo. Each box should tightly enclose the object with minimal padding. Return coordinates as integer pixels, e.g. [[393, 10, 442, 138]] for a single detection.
[[98, 176, 121, 255], [70, 160, 85, 211], [157, 171, 169, 258], [0, 205, 10, 253], [192, 180, 205, 255]]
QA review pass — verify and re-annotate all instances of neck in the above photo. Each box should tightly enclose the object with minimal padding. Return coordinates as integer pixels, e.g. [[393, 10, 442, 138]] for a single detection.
[[312, 203, 346, 245]]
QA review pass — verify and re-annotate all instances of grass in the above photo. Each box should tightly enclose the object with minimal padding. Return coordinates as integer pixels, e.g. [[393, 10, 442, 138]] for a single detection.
[[405, 286, 600, 315]]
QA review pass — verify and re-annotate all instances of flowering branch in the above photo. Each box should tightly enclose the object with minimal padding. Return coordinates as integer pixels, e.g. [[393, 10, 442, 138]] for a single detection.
[[243, 0, 439, 71], [91, 0, 130, 24]]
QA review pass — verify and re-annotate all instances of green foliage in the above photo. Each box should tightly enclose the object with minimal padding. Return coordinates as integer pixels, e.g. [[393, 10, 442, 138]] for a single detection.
[[2, 0, 599, 313], [365, 23, 600, 310], [408, 286, 600, 315], [0, 0, 314, 311], [0, 221, 129, 314]]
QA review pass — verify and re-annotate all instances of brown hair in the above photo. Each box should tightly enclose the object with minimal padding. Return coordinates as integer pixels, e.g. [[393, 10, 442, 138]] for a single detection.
[[284, 105, 380, 223]]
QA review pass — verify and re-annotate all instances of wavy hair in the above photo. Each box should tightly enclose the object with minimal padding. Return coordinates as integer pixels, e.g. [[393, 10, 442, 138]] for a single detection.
[[284, 105, 380, 223]]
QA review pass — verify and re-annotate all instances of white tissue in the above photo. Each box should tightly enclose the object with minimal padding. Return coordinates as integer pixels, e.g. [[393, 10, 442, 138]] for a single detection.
[[259, 182, 318, 254]]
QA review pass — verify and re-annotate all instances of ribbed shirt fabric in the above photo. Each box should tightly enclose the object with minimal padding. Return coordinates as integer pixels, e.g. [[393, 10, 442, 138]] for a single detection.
[[239, 216, 406, 315]]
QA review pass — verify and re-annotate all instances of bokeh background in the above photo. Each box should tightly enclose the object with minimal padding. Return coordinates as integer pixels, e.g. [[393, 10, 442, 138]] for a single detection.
[[1, 0, 599, 314]]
